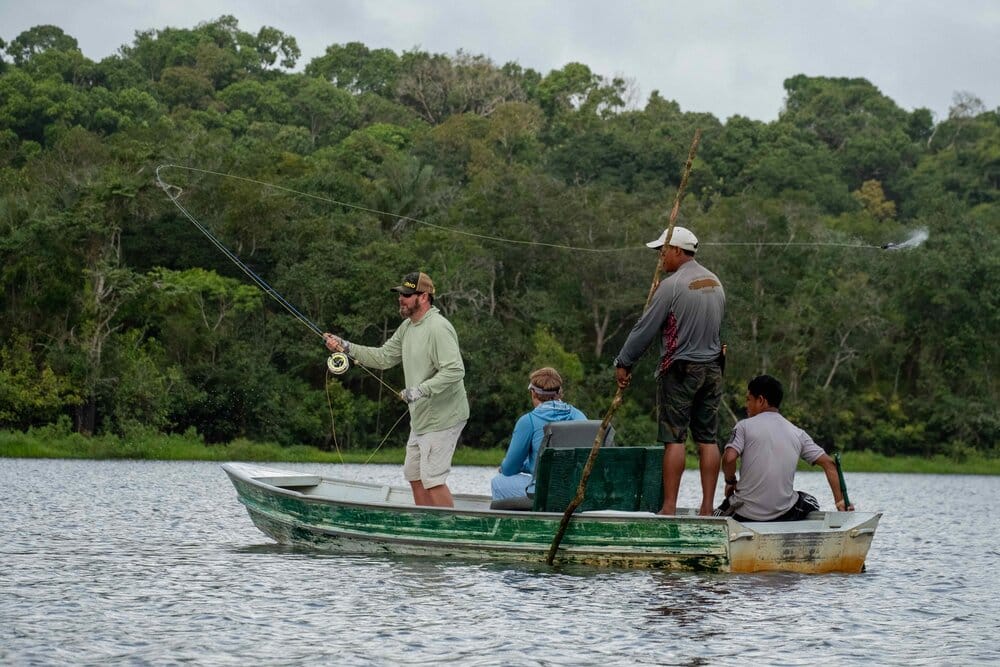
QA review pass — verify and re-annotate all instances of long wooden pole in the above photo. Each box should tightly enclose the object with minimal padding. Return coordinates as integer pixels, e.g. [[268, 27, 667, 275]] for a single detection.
[[645, 129, 702, 305], [546, 129, 703, 566]]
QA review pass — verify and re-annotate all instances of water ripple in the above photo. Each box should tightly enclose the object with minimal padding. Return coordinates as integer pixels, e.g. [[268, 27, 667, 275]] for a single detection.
[[2, 461, 999, 665]]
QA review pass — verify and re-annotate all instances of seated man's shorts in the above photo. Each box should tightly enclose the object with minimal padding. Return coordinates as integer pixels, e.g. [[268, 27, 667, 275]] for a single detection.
[[490, 471, 533, 501]]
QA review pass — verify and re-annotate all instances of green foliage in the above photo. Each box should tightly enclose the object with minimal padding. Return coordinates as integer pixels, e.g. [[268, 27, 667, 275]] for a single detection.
[[102, 330, 192, 433], [0, 23, 995, 459], [305, 42, 400, 97], [0, 334, 81, 427], [281, 74, 360, 146], [529, 327, 584, 386], [158, 66, 215, 108], [6, 25, 79, 67], [536, 62, 624, 118], [217, 79, 291, 122]]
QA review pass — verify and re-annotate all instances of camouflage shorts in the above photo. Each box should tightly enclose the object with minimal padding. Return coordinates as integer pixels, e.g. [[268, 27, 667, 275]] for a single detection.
[[656, 360, 723, 444]]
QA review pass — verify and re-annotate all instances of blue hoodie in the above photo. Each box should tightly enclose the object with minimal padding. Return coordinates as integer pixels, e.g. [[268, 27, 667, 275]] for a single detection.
[[499, 400, 587, 476]]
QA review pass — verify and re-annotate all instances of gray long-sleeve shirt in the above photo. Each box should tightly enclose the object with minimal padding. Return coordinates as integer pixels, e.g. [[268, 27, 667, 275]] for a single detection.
[[614, 259, 725, 376]]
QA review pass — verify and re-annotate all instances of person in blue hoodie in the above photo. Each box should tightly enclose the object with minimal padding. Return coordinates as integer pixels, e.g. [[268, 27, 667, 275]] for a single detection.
[[490, 367, 588, 501]]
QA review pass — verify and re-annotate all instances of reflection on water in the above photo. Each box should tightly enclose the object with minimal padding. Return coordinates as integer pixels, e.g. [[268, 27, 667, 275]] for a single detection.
[[2, 459, 999, 665], [650, 575, 739, 625]]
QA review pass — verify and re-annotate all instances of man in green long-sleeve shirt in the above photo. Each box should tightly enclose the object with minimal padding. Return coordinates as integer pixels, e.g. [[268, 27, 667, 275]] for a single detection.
[[324, 271, 469, 507]]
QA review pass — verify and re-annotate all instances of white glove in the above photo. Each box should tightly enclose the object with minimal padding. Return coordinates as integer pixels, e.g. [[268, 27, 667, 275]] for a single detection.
[[323, 333, 351, 354], [399, 387, 425, 403]]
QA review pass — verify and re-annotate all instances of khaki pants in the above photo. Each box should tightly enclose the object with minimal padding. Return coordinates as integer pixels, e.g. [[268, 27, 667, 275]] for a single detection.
[[403, 421, 466, 488]]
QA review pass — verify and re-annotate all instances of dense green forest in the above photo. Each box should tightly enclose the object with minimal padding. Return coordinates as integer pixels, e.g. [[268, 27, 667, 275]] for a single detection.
[[1, 17, 997, 459]]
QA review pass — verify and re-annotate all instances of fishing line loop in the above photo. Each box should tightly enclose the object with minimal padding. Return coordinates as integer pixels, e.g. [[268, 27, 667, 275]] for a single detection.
[[154, 165, 402, 397]]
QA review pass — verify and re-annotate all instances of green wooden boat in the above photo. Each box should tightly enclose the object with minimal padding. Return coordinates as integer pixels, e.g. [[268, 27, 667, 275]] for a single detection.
[[222, 452, 881, 573]]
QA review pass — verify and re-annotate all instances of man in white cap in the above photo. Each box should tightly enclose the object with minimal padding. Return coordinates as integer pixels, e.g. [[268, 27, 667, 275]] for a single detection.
[[613, 226, 725, 516]]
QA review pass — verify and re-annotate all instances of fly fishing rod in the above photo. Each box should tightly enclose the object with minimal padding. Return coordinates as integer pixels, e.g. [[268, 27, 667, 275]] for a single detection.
[[155, 165, 350, 375]]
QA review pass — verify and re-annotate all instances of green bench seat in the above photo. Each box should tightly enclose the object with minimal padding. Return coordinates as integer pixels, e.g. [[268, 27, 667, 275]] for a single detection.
[[532, 446, 664, 513]]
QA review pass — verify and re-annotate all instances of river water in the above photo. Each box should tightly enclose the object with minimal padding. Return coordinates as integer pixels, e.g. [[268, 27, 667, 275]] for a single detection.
[[1, 458, 998, 666]]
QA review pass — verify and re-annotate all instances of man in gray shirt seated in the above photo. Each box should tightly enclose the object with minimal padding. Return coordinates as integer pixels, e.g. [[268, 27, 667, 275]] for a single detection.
[[718, 375, 854, 521]]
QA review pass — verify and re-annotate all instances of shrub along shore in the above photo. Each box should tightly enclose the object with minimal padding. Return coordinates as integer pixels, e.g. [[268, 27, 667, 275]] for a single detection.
[[2, 428, 997, 475]]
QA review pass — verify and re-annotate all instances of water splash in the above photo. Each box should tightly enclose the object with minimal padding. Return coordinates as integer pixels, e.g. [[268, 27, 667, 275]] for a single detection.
[[882, 228, 929, 250]]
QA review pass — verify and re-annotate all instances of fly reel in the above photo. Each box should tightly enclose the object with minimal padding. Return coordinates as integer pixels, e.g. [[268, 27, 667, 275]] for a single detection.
[[327, 352, 350, 375]]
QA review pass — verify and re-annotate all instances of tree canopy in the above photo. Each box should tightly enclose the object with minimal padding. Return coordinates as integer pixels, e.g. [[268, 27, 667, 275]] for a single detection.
[[1, 18, 997, 458]]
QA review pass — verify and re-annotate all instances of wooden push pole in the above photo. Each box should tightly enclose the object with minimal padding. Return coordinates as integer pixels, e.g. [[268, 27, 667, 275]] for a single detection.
[[546, 129, 703, 565]]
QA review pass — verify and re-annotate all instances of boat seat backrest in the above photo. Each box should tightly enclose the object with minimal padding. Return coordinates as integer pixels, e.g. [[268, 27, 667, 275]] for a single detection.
[[540, 420, 615, 454]]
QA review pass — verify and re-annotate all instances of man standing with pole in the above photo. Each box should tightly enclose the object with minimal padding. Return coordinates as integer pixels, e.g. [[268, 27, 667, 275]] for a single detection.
[[546, 130, 703, 564], [613, 226, 725, 516]]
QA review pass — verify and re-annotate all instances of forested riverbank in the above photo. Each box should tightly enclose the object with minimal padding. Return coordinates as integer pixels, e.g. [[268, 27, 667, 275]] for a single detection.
[[1, 17, 997, 460], [2, 427, 997, 475]]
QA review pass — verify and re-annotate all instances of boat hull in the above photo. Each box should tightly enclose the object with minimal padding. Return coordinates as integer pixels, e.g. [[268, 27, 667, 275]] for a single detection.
[[223, 463, 880, 573]]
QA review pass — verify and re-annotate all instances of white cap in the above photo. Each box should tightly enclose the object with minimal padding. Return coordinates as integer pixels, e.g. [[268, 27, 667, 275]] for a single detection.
[[646, 226, 699, 252]]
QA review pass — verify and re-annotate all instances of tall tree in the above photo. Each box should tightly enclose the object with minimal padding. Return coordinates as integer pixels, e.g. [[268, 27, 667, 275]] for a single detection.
[[306, 42, 400, 96], [5, 25, 79, 66]]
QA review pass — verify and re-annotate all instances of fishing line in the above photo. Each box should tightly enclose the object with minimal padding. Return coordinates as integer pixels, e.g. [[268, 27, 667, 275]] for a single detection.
[[155, 165, 327, 338], [154, 165, 399, 398], [701, 241, 883, 249], [703, 228, 930, 250], [363, 409, 410, 466], [156, 166, 411, 456], [324, 369, 346, 465], [158, 164, 637, 253], [157, 164, 908, 253]]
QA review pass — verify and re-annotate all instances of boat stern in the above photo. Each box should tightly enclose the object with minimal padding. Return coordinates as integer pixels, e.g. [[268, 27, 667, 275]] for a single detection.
[[726, 511, 882, 574]]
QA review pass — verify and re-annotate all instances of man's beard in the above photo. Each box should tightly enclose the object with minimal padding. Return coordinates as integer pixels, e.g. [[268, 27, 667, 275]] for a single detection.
[[399, 303, 412, 318]]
